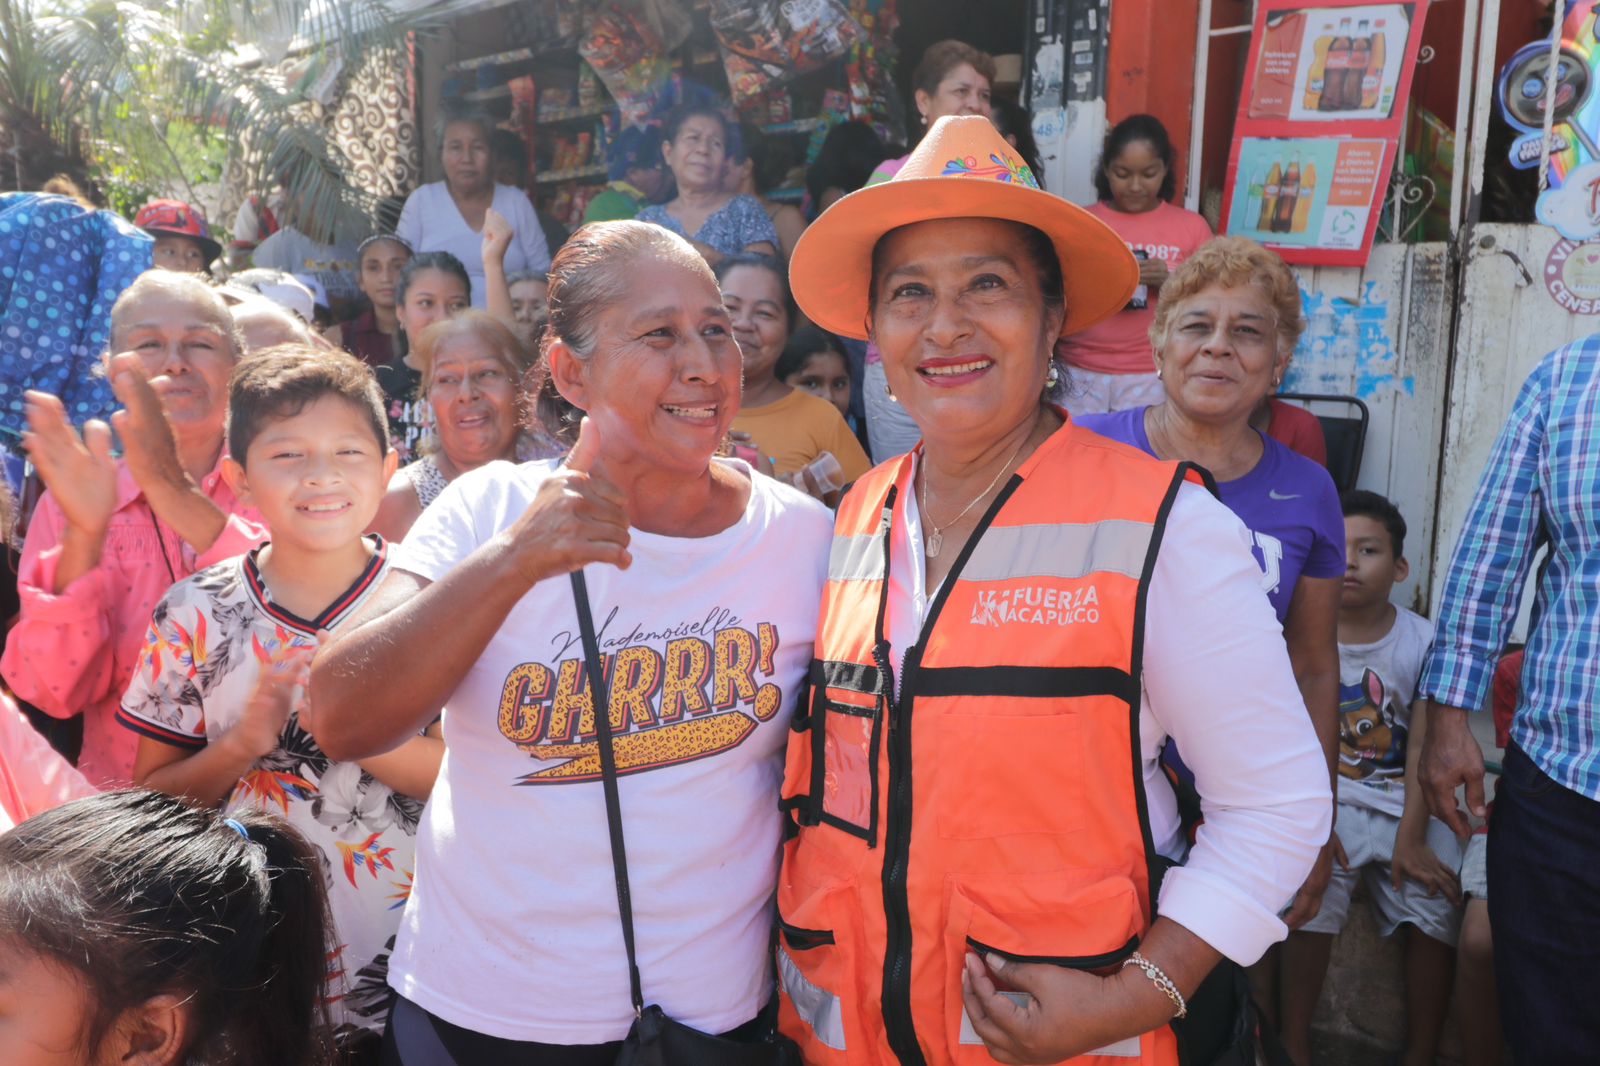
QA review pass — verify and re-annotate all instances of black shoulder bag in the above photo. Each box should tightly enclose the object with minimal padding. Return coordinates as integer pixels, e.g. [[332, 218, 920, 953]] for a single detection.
[[570, 571, 801, 1066]]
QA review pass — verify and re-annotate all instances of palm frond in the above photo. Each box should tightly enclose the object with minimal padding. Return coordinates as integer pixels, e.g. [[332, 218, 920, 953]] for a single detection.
[[29, 0, 448, 241]]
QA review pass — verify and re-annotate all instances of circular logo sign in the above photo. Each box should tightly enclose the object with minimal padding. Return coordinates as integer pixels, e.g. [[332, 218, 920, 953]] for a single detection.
[[1545, 239, 1600, 314]]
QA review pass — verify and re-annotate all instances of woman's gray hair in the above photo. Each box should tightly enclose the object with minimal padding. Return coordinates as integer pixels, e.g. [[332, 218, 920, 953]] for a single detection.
[[541, 220, 709, 363], [433, 107, 497, 159], [109, 270, 245, 361]]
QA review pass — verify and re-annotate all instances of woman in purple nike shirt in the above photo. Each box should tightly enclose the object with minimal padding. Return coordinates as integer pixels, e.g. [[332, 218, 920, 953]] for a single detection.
[[1077, 236, 1342, 953]]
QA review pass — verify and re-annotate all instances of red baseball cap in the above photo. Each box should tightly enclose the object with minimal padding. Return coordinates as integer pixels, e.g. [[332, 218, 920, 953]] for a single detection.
[[133, 199, 222, 264]]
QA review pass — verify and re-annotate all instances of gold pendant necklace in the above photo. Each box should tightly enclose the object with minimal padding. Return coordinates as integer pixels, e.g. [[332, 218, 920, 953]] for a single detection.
[[922, 435, 1029, 559]]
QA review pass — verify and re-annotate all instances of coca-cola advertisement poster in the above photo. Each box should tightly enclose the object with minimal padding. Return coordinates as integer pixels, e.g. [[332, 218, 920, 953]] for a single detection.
[[1223, 0, 1430, 266], [1228, 137, 1390, 250], [1248, 4, 1415, 122]]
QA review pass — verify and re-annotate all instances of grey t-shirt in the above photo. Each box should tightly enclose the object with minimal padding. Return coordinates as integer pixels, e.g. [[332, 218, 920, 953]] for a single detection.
[[1337, 606, 1435, 816]]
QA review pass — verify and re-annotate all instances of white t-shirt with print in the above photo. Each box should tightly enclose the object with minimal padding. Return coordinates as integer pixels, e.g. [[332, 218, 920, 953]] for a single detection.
[[1337, 605, 1435, 817], [118, 539, 413, 1039], [388, 458, 832, 1043]]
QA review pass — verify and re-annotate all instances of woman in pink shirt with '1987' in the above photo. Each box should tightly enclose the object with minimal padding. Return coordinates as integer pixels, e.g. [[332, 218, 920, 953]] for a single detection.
[[2, 271, 266, 788], [1056, 114, 1215, 418]]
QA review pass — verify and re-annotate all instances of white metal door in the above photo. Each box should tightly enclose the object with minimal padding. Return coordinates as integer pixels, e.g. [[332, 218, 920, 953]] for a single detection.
[[1431, 223, 1597, 615]]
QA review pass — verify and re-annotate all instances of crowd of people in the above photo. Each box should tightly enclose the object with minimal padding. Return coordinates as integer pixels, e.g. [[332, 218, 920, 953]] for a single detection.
[[0, 34, 1590, 1066]]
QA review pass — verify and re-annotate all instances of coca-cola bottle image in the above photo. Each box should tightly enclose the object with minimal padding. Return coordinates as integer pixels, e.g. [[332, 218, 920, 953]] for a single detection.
[[1273, 155, 1301, 233], [1292, 163, 1317, 233], [1305, 23, 1336, 110], [1321, 18, 1353, 112], [1257, 162, 1282, 232], [1363, 21, 1388, 109], [1346, 21, 1373, 109]]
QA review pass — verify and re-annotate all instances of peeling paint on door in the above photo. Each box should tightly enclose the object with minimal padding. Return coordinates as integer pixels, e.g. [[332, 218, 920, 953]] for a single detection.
[[1287, 281, 1416, 399]]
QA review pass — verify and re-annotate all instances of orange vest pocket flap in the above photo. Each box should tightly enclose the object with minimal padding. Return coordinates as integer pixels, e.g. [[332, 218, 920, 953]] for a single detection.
[[956, 876, 1143, 972]]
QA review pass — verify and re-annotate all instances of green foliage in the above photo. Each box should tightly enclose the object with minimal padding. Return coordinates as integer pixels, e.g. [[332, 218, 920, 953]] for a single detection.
[[2, 0, 441, 239]]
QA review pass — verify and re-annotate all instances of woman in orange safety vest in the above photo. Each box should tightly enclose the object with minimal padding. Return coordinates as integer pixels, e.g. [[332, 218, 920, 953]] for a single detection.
[[777, 115, 1333, 1065]]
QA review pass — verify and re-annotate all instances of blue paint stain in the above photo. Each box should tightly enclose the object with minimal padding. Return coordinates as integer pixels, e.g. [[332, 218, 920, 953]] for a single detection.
[[1286, 281, 1414, 400]]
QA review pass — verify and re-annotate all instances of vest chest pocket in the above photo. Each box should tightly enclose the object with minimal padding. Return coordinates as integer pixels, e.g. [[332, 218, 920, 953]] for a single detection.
[[785, 660, 885, 845], [932, 710, 1086, 840]]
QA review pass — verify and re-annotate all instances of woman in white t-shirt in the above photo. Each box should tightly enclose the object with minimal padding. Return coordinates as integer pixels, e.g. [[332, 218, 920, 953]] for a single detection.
[[310, 220, 833, 1064], [397, 108, 551, 309]]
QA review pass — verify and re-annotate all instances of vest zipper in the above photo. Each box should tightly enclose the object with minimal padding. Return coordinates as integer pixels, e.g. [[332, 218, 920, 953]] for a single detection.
[[882, 640, 926, 1066]]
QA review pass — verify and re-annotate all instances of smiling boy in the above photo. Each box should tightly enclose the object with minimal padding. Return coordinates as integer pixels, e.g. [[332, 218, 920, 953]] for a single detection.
[[119, 348, 441, 1054]]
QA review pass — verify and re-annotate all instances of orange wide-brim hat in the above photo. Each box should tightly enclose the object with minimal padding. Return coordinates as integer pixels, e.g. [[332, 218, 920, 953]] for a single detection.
[[789, 115, 1139, 341]]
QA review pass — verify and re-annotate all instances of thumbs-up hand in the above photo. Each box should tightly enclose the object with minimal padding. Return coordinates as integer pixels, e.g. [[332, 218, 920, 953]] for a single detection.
[[502, 416, 632, 586]]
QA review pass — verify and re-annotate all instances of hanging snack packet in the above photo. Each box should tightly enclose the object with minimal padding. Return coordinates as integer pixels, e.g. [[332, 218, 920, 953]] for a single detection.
[[710, 0, 864, 104], [579, 3, 678, 125]]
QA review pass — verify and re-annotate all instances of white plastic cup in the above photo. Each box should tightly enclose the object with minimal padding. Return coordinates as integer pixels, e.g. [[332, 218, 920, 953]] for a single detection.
[[804, 451, 845, 494]]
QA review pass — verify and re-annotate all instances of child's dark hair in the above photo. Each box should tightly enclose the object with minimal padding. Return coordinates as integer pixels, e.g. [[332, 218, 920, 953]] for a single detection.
[[397, 251, 472, 320], [777, 324, 845, 382], [713, 252, 796, 330], [1094, 114, 1178, 204], [395, 251, 472, 358], [228, 346, 389, 461], [1342, 488, 1407, 558], [0, 790, 335, 1066]]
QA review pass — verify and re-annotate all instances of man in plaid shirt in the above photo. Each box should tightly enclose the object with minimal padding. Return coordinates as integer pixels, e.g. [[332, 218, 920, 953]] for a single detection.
[[1419, 338, 1600, 1061]]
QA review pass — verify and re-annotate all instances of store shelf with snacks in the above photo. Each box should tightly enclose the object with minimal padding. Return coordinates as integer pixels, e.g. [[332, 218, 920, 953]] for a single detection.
[[444, 47, 534, 74], [534, 164, 607, 185], [760, 118, 823, 136], [535, 104, 612, 125]]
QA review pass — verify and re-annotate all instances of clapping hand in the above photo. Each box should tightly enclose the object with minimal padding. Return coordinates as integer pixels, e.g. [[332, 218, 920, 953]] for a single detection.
[[22, 390, 118, 537], [106, 352, 188, 496], [230, 646, 313, 760]]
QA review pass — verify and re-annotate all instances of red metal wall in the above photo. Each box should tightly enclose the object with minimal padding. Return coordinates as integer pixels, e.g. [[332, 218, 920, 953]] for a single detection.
[[1106, 0, 1205, 194]]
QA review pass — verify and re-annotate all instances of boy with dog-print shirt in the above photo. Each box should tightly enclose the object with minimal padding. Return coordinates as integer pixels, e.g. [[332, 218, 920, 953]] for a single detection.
[[1278, 490, 1462, 1066]]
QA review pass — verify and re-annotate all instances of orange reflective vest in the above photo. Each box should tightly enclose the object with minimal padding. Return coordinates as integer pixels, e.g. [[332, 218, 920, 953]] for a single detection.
[[776, 420, 1205, 1065]]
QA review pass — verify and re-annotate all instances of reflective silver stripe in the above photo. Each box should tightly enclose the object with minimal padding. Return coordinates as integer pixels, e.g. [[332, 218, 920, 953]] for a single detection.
[[960, 996, 1141, 1056], [961, 520, 1154, 583], [777, 947, 847, 1050], [828, 532, 885, 582]]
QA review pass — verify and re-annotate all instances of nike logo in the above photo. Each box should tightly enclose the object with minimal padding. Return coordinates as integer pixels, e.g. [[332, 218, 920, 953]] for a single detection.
[[1268, 489, 1302, 501]]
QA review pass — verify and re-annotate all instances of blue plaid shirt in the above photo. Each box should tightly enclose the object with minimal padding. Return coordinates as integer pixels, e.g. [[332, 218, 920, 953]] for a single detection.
[[1420, 337, 1600, 799]]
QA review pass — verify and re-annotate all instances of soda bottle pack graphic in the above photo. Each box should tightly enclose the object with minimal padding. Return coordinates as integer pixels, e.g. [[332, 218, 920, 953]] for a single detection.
[[1247, 155, 1319, 235], [1305, 16, 1388, 112]]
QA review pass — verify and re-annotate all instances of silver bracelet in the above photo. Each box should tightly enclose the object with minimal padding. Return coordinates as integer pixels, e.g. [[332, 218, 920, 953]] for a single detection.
[[1121, 951, 1187, 1019]]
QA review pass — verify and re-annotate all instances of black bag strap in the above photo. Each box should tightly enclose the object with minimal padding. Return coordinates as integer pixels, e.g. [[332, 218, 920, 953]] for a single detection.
[[571, 569, 646, 1017]]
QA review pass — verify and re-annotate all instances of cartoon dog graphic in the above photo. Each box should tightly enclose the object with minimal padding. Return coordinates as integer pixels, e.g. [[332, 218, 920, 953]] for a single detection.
[[1337, 668, 1408, 781]]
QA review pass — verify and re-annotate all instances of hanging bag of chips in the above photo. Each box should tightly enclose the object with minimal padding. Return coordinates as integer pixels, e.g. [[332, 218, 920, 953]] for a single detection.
[[579, 1, 691, 125], [709, 0, 864, 104]]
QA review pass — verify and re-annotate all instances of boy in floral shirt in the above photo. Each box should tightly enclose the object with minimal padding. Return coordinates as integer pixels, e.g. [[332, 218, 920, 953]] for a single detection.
[[119, 348, 442, 1054]]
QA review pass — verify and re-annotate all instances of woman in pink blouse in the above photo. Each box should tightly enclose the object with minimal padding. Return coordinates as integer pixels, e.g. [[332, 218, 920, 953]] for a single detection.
[[3, 271, 266, 787]]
